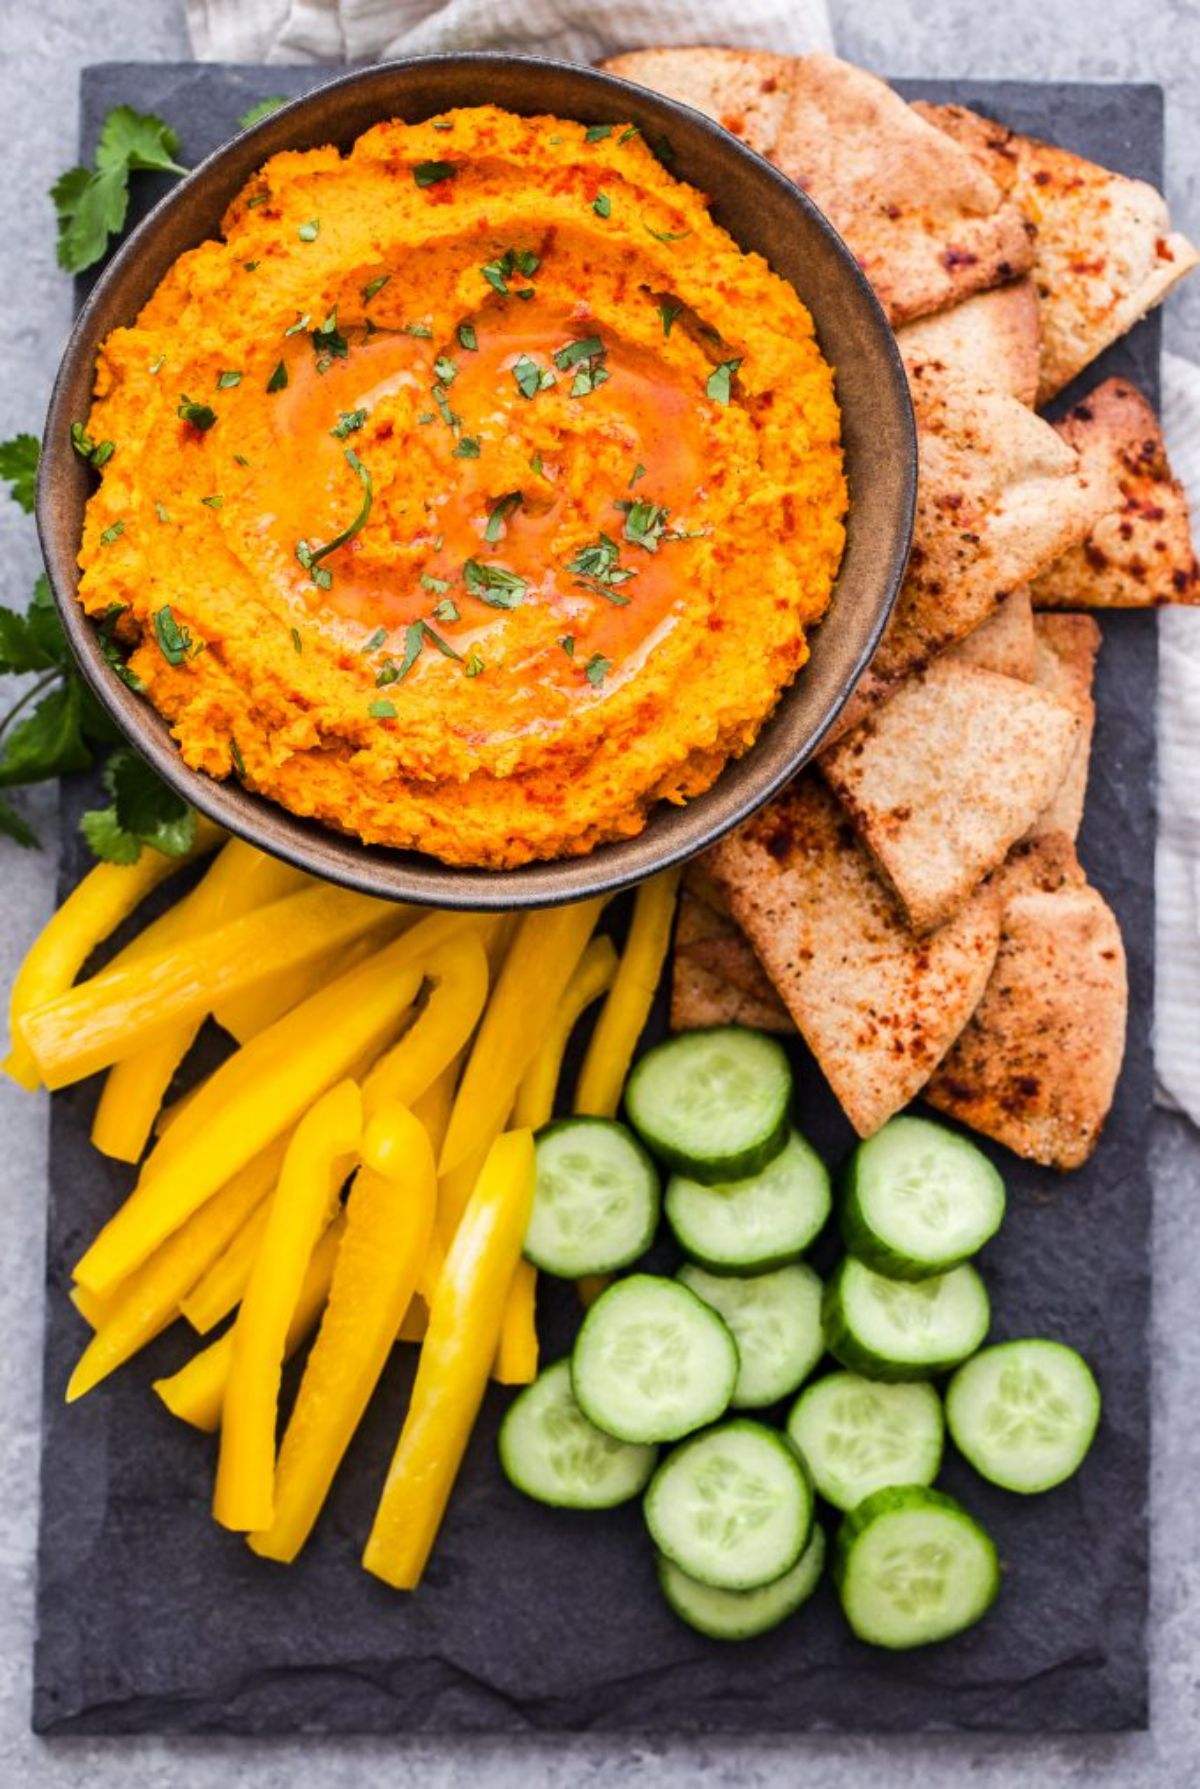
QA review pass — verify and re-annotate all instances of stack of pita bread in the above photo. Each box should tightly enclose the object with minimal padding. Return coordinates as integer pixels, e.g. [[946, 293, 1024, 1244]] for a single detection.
[[602, 49, 1200, 1171]]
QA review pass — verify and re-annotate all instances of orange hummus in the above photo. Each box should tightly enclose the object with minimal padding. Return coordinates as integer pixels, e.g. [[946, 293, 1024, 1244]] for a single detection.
[[76, 106, 847, 867]]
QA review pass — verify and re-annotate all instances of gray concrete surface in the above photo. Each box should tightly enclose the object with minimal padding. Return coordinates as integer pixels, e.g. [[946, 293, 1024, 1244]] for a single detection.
[[1, 1, 1197, 1781]]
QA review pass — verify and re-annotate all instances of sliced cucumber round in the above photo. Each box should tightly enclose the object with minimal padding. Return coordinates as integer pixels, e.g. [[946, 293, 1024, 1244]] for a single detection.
[[841, 1117, 1006, 1280], [945, 1340, 1101, 1494], [571, 1273, 738, 1444], [822, 1257, 990, 1382], [786, 1372, 944, 1512], [678, 1261, 824, 1409], [625, 1027, 792, 1185], [833, 1485, 1000, 1649], [645, 1419, 813, 1591], [665, 1129, 831, 1274], [525, 1119, 660, 1278], [657, 1521, 826, 1641], [499, 1359, 658, 1509]]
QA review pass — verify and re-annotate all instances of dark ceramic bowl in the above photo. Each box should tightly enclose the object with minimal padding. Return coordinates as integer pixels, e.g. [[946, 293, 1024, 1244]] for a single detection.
[[38, 53, 915, 909]]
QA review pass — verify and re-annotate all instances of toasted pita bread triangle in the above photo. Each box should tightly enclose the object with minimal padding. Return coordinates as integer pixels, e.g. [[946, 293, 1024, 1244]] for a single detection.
[[898, 280, 1041, 406], [832, 363, 1115, 732], [602, 50, 1033, 324], [1026, 614, 1101, 841], [914, 102, 1199, 402], [925, 843, 1127, 1168], [820, 658, 1082, 933], [1031, 378, 1199, 608], [601, 46, 794, 159], [704, 776, 1002, 1136], [946, 585, 1036, 680], [675, 879, 787, 1009], [671, 955, 795, 1036]]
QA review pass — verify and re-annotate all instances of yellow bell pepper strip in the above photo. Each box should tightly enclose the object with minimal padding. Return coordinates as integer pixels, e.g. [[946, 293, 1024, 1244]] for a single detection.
[[411, 1053, 462, 1160], [91, 845, 307, 1163], [214, 918, 409, 1044], [180, 1199, 271, 1334], [512, 936, 619, 1130], [153, 1215, 346, 1434], [495, 937, 618, 1387], [72, 914, 467, 1298], [361, 932, 490, 1121], [69, 1282, 112, 1331], [362, 1129, 536, 1590], [66, 1140, 286, 1401], [397, 1293, 429, 1344], [248, 1104, 437, 1563], [22, 880, 405, 1091], [3, 820, 223, 1090], [574, 867, 682, 1119], [214, 1080, 362, 1531], [440, 899, 605, 1177]]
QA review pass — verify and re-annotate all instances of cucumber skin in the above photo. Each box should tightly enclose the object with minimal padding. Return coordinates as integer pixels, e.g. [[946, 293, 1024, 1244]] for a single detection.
[[832, 1485, 1000, 1650], [838, 1137, 1006, 1281], [572, 1275, 739, 1444], [624, 1027, 793, 1186], [786, 1373, 945, 1512], [945, 1340, 1102, 1494], [498, 1362, 659, 1510], [644, 1420, 815, 1591], [656, 1523, 826, 1641], [821, 1259, 990, 1382], [524, 1118, 661, 1278], [665, 1133, 832, 1275]]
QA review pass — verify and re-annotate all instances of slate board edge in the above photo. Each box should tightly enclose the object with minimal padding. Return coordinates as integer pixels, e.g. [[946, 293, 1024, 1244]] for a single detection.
[[32, 65, 1156, 1737]]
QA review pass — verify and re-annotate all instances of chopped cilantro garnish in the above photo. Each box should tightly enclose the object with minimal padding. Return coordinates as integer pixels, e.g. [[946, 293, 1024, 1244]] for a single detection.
[[403, 321, 434, 338], [658, 300, 683, 337], [243, 261, 259, 271], [629, 461, 646, 487], [706, 357, 742, 405], [432, 597, 459, 622], [246, 193, 268, 209], [70, 423, 114, 468], [153, 604, 192, 664], [284, 312, 311, 336], [295, 447, 372, 586], [297, 218, 319, 242], [558, 634, 575, 657], [566, 532, 635, 603], [200, 494, 223, 510], [530, 451, 544, 477], [619, 498, 670, 552], [464, 559, 527, 609], [239, 96, 287, 129], [229, 737, 246, 777], [233, 453, 250, 467], [216, 370, 242, 389], [480, 246, 539, 297], [149, 355, 165, 374], [418, 412, 436, 426], [513, 354, 554, 400], [369, 698, 397, 718], [554, 336, 604, 371], [155, 501, 170, 523], [619, 125, 641, 143], [484, 490, 523, 544], [331, 407, 367, 438], [571, 361, 609, 398], [362, 274, 390, 304], [431, 119, 453, 131], [267, 360, 288, 393], [290, 626, 303, 654], [360, 626, 388, 652], [99, 520, 124, 545], [433, 354, 458, 385], [311, 308, 348, 366], [585, 124, 613, 142], [585, 652, 612, 688], [465, 650, 485, 677], [431, 381, 459, 431], [457, 321, 478, 352], [375, 661, 399, 686], [593, 192, 611, 218], [413, 160, 456, 187], [452, 435, 481, 458], [421, 572, 450, 596], [177, 396, 216, 431], [645, 222, 691, 243]]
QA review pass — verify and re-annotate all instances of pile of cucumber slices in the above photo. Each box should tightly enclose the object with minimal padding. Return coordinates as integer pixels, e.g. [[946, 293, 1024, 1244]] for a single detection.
[[500, 1027, 1103, 1651]]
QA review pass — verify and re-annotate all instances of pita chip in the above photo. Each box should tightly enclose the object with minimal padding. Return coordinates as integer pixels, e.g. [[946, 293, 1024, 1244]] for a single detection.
[[914, 102, 1199, 402], [603, 50, 1033, 324], [898, 280, 1041, 405], [1026, 614, 1101, 841], [601, 46, 794, 158], [925, 865, 1127, 1169], [671, 956, 795, 1036], [820, 658, 1082, 933], [832, 362, 1115, 731], [1031, 378, 1199, 608], [704, 776, 1002, 1136], [674, 880, 787, 1010], [946, 585, 1037, 680]]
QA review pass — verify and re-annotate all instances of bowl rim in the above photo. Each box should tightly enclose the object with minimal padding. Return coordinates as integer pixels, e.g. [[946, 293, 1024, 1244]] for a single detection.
[[37, 50, 916, 909]]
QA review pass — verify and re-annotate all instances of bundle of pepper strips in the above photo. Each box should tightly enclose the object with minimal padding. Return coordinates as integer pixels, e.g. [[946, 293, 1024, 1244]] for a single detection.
[[3, 822, 679, 1587]]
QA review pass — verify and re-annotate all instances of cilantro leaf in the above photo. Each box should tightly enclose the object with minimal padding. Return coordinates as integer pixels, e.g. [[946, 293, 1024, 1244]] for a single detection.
[[706, 358, 743, 405], [413, 161, 456, 188], [464, 559, 528, 609], [0, 435, 40, 513], [96, 107, 185, 176], [0, 576, 67, 675], [153, 604, 194, 664], [79, 803, 140, 863], [52, 107, 185, 273], [239, 96, 288, 130], [80, 746, 196, 863], [585, 652, 612, 688], [0, 680, 92, 787], [484, 491, 523, 544], [0, 796, 38, 849]]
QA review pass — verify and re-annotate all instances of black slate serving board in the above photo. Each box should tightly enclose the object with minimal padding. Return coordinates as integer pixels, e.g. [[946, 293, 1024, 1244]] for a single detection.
[[33, 64, 1158, 1736]]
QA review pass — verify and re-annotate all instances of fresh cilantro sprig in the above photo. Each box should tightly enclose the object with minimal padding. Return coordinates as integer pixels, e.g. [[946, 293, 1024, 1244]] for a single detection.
[[79, 746, 196, 863], [0, 436, 40, 513], [52, 106, 186, 274]]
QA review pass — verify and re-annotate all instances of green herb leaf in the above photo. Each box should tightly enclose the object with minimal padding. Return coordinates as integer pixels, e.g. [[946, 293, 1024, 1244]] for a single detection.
[[267, 360, 288, 393], [331, 407, 367, 438], [433, 354, 458, 385], [571, 361, 610, 398], [0, 680, 92, 788], [0, 796, 38, 849], [51, 108, 186, 273], [311, 308, 348, 364], [296, 447, 373, 582], [99, 520, 125, 544], [284, 312, 311, 337], [620, 498, 670, 553], [432, 597, 459, 622], [658, 300, 683, 337], [403, 321, 434, 338], [512, 354, 554, 400], [152, 604, 193, 664], [290, 626, 303, 654], [177, 396, 217, 431], [79, 804, 140, 864], [369, 698, 398, 718], [362, 273, 390, 304], [515, 248, 539, 275], [452, 435, 481, 459], [70, 423, 114, 469], [413, 160, 456, 188], [484, 490, 523, 544], [593, 191, 612, 218], [93, 745, 195, 858], [566, 532, 635, 602], [361, 626, 388, 653], [0, 435, 40, 512], [554, 336, 604, 371], [98, 106, 185, 176], [239, 96, 288, 129], [149, 354, 165, 373], [465, 650, 485, 677], [585, 652, 612, 688], [229, 737, 246, 778], [421, 573, 451, 596], [585, 124, 613, 142], [298, 217, 320, 242], [558, 634, 575, 657], [629, 461, 646, 487], [706, 357, 742, 405], [619, 125, 641, 144], [645, 222, 691, 244], [457, 321, 478, 352], [216, 369, 243, 389], [464, 559, 528, 609], [97, 603, 144, 691]]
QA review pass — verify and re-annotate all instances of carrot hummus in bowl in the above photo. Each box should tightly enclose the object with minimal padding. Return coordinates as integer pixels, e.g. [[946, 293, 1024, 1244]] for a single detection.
[[70, 103, 847, 869]]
